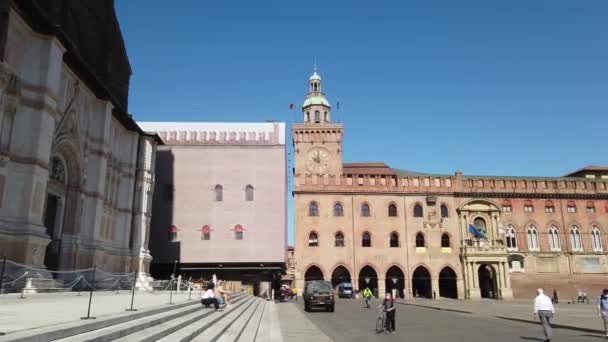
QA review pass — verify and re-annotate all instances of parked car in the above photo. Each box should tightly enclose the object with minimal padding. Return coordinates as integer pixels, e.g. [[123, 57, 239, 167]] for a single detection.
[[304, 280, 335, 312], [337, 283, 354, 298]]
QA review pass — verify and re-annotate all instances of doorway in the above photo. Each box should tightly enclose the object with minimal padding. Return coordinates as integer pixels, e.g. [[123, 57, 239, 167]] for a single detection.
[[478, 264, 497, 299], [438, 267, 458, 299], [412, 266, 432, 298]]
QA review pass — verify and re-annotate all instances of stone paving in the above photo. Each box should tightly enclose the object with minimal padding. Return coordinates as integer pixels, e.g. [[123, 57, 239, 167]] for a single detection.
[[398, 297, 606, 333], [299, 298, 606, 342], [0, 290, 195, 334], [275, 300, 332, 342]]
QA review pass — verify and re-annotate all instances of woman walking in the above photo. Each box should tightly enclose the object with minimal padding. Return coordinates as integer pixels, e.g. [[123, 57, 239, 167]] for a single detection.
[[598, 288, 608, 338]]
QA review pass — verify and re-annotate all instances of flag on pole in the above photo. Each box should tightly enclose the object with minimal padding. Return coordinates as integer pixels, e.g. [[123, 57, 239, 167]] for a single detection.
[[468, 224, 485, 239], [289, 103, 295, 110]]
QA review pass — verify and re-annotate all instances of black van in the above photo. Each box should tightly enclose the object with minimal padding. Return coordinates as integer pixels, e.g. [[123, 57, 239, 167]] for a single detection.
[[304, 280, 335, 312]]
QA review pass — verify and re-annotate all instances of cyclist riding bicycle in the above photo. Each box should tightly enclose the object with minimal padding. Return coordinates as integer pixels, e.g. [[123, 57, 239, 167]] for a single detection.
[[362, 287, 373, 308]]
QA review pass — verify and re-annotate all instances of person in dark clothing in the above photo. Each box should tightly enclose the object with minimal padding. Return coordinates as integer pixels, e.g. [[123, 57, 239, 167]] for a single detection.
[[381, 292, 396, 333], [201, 283, 220, 311], [552, 289, 559, 304]]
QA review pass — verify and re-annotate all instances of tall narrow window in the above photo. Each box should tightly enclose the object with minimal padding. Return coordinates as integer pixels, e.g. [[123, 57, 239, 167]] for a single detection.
[[324, 112, 328, 122], [169, 225, 178, 242], [245, 185, 254, 201], [390, 232, 399, 247], [362, 232, 371, 247], [413, 204, 423, 218], [506, 226, 517, 251], [333, 203, 344, 217], [388, 204, 397, 217], [548, 226, 561, 251], [309, 202, 319, 216], [591, 227, 603, 252], [361, 203, 371, 217], [201, 226, 211, 241], [214, 184, 223, 201], [569, 226, 582, 251], [527, 226, 539, 251], [234, 225, 244, 240], [314, 111, 320, 123], [415, 232, 425, 247], [0, 106, 15, 152], [440, 204, 449, 218], [441, 233, 450, 248], [308, 232, 319, 247], [335, 232, 345, 247], [306, 112, 310, 122]]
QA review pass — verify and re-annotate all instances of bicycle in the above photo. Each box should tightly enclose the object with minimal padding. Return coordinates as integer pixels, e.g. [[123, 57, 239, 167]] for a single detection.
[[375, 308, 386, 334], [364, 295, 371, 309]]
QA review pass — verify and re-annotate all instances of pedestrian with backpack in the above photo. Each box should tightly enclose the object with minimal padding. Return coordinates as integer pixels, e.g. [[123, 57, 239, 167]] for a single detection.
[[598, 288, 608, 339]]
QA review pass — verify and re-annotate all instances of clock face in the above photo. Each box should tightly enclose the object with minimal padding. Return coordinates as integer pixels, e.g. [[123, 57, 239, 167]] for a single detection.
[[306, 147, 330, 175]]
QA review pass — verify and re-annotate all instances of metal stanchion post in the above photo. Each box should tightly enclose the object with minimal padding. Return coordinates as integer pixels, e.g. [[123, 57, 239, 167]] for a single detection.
[[169, 260, 177, 305], [0, 255, 6, 295], [126, 268, 138, 312], [81, 265, 97, 320], [188, 276, 192, 301]]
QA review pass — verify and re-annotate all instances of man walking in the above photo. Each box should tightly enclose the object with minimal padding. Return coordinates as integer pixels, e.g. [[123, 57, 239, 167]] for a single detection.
[[597, 288, 608, 339], [534, 288, 555, 342]]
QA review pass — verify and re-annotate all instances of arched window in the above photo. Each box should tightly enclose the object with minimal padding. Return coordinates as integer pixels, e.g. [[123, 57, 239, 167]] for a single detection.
[[567, 201, 577, 213], [506, 225, 517, 251], [413, 204, 423, 218], [324, 112, 328, 122], [245, 185, 254, 201], [548, 226, 561, 251], [214, 184, 223, 201], [569, 226, 582, 251], [361, 203, 371, 217], [234, 225, 244, 240], [415, 232, 425, 248], [335, 232, 345, 247], [390, 232, 399, 248], [440, 204, 449, 218], [545, 200, 555, 213], [306, 112, 310, 122], [473, 218, 486, 232], [527, 226, 539, 251], [308, 232, 319, 247], [591, 226, 603, 252], [333, 203, 344, 217], [309, 202, 319, 216], [441, 233, 450, 248], [388, 204, 397, 217], [587, 201, 596, 213], [362, 232, 371, 247], [314, 111, 320, 123]]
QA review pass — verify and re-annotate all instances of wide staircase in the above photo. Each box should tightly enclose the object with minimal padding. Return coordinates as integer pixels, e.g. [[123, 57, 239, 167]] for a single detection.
[[2, 293, 280, 342]]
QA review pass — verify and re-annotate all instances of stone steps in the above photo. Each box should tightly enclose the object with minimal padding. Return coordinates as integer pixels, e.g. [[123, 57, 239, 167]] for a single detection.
[[0, 293, 281, 342]]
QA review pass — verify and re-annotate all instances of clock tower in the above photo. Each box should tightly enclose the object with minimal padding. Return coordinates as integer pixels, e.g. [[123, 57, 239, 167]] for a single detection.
[[292, 68, 343, 177]]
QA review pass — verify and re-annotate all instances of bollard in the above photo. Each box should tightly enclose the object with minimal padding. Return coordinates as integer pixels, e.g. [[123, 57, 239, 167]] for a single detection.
[[0, 255, 6, 295], [81, 265, 97, 320]]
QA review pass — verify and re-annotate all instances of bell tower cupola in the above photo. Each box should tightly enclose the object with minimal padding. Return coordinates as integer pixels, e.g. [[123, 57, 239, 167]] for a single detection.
[[302, 66, 331, 124]]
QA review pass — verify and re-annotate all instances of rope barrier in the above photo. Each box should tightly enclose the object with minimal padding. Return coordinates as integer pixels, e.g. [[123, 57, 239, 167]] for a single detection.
[[0, 271, 29, 286]]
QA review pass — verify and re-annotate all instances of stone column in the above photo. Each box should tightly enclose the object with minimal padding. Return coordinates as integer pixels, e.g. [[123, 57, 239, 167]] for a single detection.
[[431, 278, 439, 299], [469, 262, 481, 300], [378, 277, 386, 298]]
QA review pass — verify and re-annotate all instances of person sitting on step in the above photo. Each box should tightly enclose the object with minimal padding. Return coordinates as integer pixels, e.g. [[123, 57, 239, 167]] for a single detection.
[[201, 283, 221, 311]]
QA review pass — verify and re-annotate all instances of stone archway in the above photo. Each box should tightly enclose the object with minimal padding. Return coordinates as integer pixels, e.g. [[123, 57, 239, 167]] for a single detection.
[[331, 265, 351, 288], [438, 266, 458, 299], [304, 265, 324, 281], [385, 266, 405, 299], [478, 264, 498, 299], [358, 265, 379, 297], [43, 143, 81, 271], [412, 266, 432, 298]]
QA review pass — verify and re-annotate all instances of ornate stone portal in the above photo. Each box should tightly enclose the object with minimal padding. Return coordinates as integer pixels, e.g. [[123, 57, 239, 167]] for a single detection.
[[458, 199, 513, 300]]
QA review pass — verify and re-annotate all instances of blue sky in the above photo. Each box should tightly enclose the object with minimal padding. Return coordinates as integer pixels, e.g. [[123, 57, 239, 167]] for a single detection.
[[116, 1, 608, 244]]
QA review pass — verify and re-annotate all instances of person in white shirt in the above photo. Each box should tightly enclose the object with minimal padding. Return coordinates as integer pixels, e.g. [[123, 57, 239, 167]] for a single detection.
[[533, 288, 555, 342], [201, 283, 220, 311]]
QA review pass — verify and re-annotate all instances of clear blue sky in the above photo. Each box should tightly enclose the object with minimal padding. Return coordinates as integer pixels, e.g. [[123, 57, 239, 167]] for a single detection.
[[116, 1, 607, 244]]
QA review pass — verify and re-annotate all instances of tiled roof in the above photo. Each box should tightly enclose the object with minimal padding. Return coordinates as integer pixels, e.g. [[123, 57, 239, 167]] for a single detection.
[[343, 162, 395, 175]]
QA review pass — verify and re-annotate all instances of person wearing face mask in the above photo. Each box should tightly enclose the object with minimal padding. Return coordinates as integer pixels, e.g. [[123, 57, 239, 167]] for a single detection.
[[381, 292, 396, 334]]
